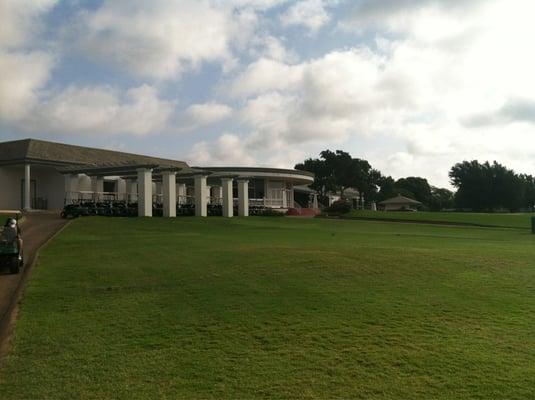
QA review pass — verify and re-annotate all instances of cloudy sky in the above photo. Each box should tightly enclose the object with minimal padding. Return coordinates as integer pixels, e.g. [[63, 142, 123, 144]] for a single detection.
[[1, 0, 534, 187]]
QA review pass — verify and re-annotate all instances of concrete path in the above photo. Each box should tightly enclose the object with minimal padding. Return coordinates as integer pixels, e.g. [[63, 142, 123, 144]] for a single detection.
[[0, 213, 68, 363]]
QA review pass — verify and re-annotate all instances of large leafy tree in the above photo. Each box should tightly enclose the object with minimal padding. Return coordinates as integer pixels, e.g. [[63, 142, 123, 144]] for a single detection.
[[395, 177, 432, 205], [429, 187, 454, 211], [449, 160, 527, 212], [319, 150, 355, 197], [520, 174, 535, 211], [294, 157, 336, 198], [449, 160, 493, 211], [295, 150, 381, 202], [377, 175, 396, 201]]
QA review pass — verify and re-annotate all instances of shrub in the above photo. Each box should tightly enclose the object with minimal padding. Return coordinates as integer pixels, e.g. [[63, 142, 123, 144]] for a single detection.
[[251, 207, 286, 217]]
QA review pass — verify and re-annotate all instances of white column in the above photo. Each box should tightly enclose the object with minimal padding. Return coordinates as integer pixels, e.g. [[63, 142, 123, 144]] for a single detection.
[[312, 194, 319, 209], [194, 175, 208, 217], [91, 176, 104, 201], [64, 174, 76, 205], [264, 179, 269, 207], [91, 176, 104, 192], [137, 168, 153, 217], [238, 179, 249, 217], [221, 178, 233, 218], [162, 171, 177, 218], [206, 185, 212, 204], [125, 178, 135, 203], [23, 164, 31, 210], [282, 190, 287, 209], [177, 183, 187, 205]]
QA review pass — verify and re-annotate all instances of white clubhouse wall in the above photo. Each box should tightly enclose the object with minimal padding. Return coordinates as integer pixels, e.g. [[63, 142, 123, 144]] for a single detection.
[[0, 165, 93, 210], [0, 166, 23, 209]]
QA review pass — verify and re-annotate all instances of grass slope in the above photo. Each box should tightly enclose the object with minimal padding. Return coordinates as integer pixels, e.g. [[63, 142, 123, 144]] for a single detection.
[[1, 217, 535, 399], [348, 210, 535, 229]]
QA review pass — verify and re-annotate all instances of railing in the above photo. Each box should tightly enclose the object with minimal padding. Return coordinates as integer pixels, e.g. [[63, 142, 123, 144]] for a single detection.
[[263, 198, 284, 208], [177, 195, 195, 205], [249, 198, 265, 207]]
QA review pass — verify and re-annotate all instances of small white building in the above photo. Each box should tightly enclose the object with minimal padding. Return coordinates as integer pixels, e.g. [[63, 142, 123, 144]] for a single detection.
[[0, 138, 314, 217]]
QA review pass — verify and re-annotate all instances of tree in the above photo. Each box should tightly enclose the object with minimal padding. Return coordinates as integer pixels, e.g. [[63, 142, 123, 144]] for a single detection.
[[377, 175, 396, 201], [296, 150, 381, 205], [395, 177, 432, 205], [449, 160, 494, 211], [361, 168, 383, 202], [429, 187, 454, 211], [295, 157, 335, 199], [319, 150, 355, 197], [520, 174, 535, 211], [449, 160, 526, 212]]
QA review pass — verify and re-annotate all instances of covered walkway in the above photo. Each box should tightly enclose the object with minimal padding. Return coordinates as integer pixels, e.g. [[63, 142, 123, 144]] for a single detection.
[[59, 163, 251, 218]]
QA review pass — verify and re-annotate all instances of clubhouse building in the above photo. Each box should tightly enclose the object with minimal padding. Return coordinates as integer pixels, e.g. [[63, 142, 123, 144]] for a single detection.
[[0, 138, 315, 217]]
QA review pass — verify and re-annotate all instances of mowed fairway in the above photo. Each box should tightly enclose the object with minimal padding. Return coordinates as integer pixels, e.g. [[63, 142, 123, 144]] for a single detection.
[[1, 217, 535, 399], [348, 210, 535, 229]]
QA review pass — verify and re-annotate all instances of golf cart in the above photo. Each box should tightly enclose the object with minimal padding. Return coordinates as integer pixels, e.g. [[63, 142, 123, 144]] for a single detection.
[[0, 210, 24, 274], [0, 240, 23, 274]]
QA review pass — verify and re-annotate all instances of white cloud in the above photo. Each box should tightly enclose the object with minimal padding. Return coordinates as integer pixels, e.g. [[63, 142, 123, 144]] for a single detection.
[[189, 133, 255, 166], [186, 103, 233, 125], [216, 0, 290, 11], [280, 0, 332, 32], [181, 102, 234, 131], [341, 0, 485, 34], [0, 0, 58, 49], [70, 0, 295, 81], [228, 58, 304, 97], [0, 1, 58, 121], [24, 84, 174, 136], [72, 0, 237, 80], [248, 35, 298, 63], [228, 48, 409, 147], [0, 51, 55, 121]]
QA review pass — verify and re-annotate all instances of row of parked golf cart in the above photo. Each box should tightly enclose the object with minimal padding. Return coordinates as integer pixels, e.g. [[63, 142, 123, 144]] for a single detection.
[[61, 201, 281, 218]]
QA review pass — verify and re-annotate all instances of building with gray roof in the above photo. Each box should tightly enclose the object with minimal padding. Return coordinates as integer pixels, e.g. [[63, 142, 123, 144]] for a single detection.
[[0, 138, 315, 217]]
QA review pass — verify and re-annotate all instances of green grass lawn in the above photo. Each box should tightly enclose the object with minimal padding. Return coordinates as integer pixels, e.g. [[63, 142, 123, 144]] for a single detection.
[[348, 210, 535, 229], [1, 216, 535, 399]]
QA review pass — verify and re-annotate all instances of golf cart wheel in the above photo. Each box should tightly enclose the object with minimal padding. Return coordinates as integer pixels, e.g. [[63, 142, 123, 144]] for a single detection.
[[9, 258, 20, 274]]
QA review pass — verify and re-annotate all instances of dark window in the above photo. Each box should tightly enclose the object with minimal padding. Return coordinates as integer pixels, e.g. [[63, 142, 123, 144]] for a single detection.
[[103, 181, 116, 192]]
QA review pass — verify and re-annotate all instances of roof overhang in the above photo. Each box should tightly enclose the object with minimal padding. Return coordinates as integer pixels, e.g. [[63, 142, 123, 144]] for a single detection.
[[197, 167, 314, 185], [0, 158, 88, 167], [57, 163, 182, 177]]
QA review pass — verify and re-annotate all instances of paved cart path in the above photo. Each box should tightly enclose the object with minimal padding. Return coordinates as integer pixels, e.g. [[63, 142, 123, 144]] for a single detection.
[[0, 213, 68, 363]]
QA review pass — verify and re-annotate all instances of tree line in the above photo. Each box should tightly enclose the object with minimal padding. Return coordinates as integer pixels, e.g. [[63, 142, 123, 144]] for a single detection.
[[295, 150, 535, 212], [449, 160, 535, 212]]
